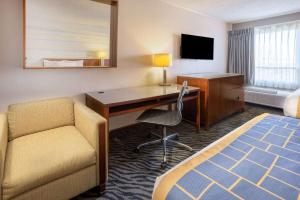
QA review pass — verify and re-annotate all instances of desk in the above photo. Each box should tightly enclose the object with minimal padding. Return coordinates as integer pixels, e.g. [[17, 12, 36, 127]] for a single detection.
[[86, 84, 200, 131], [85, 84, 200, 189]]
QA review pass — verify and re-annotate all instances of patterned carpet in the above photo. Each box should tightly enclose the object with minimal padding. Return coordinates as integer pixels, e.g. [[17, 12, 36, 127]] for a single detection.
[[74, 104, 282, 200]]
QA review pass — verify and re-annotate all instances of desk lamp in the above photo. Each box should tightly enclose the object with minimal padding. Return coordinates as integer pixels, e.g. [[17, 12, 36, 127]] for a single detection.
[[153, 53, 172, 86]]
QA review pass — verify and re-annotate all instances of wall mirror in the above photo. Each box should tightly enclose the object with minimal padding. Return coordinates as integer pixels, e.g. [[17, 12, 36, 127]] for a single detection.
[[24, 0, 118, 69]]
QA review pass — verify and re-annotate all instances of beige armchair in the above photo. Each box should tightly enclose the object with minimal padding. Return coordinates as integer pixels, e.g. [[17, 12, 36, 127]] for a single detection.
[[0, 98, 107, 200]]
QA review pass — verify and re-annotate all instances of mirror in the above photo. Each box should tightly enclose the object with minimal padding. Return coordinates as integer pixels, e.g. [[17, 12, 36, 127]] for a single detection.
[[24, 0, 118, 69]]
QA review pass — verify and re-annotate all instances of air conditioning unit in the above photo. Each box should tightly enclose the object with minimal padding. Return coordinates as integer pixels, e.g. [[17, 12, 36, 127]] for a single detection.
[[245, 86, 292, 108]]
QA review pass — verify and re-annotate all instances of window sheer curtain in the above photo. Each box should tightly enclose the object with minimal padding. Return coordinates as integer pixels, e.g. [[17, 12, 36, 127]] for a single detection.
[[254, 21, 300, 90], [228, 28, 255, 85]]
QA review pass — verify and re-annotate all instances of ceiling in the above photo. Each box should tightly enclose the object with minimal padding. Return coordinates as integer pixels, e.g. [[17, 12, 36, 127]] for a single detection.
[[160, 0, 300, 23]]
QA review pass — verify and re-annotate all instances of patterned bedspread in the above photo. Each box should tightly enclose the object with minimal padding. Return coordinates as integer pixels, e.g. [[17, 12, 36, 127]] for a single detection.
[[152, 114, 300, 200]]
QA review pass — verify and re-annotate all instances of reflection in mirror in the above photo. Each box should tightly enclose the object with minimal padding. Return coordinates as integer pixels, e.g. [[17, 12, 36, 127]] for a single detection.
[[24, 0, 118, 69]]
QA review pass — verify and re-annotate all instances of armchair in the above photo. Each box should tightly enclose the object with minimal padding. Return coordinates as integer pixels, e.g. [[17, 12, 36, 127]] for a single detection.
[[0, 98, 107, 200]]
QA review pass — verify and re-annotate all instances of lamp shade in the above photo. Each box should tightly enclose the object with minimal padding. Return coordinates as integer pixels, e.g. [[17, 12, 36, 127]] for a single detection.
[[98, 51, 107, 59], [153, 53, 172, 67]]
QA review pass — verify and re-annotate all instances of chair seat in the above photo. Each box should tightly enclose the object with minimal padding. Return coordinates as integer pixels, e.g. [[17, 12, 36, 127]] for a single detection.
[[2, 126, 96, 200], [137, 109, 181, 126]]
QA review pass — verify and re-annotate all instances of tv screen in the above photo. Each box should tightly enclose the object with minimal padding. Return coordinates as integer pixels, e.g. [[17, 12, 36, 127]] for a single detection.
[[181, 34, 214, 60]]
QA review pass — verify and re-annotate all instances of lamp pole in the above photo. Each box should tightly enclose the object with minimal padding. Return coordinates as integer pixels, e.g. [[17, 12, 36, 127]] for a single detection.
[[159, 67, 171, 86]]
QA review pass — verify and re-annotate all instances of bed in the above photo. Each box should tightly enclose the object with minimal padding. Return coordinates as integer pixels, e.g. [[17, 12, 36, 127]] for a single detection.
[[152, 113, 300, 200]]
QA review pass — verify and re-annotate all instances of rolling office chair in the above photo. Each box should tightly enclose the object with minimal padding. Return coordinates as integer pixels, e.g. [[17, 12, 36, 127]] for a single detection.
[[134, 81, 194, 168]]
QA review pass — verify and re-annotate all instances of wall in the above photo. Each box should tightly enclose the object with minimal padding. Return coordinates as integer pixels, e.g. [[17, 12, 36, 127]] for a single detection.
[[233, 12, 300, 30], [0, 0, 229, 130]]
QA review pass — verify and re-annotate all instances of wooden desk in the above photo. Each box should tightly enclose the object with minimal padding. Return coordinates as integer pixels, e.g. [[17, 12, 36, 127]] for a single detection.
[[86, 84, 201, 131], [85, 85, 200, 190]]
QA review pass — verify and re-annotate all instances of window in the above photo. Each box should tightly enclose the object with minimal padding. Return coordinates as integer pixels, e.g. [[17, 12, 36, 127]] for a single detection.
[[254, 21, 300, 90]]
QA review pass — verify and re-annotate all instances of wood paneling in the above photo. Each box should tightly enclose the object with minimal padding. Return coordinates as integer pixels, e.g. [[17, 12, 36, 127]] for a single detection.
[[110, 0, 118, 68], [98, 121, 107, 193], [178, 74, 245, 130]]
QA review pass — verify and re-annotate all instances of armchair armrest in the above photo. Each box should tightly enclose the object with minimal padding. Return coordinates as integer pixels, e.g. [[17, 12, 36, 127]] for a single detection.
[[0, 114, 8, 200], [74, 103, 108, 192], [283, 89, 300, 118]]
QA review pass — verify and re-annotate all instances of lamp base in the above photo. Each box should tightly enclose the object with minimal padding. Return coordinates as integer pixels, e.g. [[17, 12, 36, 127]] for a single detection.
[[159, 83, 172, 86], [159, 68, 171, 86]]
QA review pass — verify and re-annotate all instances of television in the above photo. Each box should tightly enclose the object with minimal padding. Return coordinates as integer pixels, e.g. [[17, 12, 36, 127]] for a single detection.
[[181, 34, 214, 60]]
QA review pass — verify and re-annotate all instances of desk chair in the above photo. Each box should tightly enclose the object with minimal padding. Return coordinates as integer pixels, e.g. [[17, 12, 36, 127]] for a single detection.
[[135, 81, 193, 167]]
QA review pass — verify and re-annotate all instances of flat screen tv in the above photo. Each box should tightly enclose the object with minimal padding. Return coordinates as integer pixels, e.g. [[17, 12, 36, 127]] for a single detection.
[[181, 34, 214, 60]]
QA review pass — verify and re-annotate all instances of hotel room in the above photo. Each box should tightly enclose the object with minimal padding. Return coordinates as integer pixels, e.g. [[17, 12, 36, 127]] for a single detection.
[[0, 0, 299, 199]]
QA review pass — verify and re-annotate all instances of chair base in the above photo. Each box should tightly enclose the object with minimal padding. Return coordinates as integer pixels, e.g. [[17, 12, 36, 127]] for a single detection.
[[135, 126, 193, 168]]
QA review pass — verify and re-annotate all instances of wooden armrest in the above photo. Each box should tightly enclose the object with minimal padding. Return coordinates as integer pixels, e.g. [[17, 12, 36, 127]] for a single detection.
[[0, 114, 8, 200]]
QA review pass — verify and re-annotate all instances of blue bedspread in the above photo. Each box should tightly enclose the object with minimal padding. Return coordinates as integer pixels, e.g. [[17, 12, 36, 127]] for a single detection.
[[153, 114, 300, 200]]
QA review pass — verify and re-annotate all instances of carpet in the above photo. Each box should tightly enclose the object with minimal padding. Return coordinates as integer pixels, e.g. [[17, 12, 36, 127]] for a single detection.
[[74, 104, 282, 200]]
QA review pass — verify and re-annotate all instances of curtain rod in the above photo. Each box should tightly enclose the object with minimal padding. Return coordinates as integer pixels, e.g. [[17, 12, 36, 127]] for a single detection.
[[233, 19, 300, 31], [255, 19, 300, 28]]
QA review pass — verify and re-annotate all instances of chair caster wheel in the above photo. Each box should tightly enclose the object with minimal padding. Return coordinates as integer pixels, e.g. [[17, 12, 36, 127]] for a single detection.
[[161, 162, 167, 169], [134, 148, 140, 153]]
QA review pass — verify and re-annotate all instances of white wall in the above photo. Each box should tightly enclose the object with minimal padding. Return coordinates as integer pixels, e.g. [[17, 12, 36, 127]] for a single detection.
[[0, 0, 229, 130]]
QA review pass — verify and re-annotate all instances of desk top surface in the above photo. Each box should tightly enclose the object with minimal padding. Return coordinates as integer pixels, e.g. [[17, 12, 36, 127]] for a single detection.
[[178, 72, 242, 79], [86, 84, 200, 106]]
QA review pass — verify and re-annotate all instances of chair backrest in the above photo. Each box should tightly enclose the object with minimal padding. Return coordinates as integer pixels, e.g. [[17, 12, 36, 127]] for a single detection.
[[176, 81, 189, 114], [7, 98, 74, 141]]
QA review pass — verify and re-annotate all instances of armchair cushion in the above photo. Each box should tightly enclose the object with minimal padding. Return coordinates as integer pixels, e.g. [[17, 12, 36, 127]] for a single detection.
[[2, 126, 96, 200], [7, 98, 74, 141]]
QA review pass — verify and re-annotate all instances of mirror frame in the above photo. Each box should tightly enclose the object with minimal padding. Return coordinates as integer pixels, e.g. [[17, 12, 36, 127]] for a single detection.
[[23, 0, 118, 69]]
